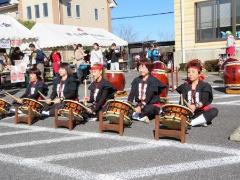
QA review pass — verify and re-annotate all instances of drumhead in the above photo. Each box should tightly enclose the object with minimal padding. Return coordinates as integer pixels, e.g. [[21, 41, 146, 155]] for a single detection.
[[0, 98, 11, 106], [162, 104, 193, 115], [106, 99, 134, 110], [63, 100, 88, 110], [19, 106, 41, 117], [22, 98, 43, 107], [105, 112, 132, 126], [152, 69, 166, 73], [0, 107, 8, 114]]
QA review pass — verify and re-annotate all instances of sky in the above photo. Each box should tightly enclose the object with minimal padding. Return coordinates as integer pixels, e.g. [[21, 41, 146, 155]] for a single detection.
[[111, 0, 174, 43]]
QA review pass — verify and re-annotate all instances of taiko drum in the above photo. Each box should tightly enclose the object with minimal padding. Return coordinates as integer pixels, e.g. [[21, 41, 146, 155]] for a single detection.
[[224, 62, 240, 89], [151, 69, 169, 98], [105, 70, 125, 91]]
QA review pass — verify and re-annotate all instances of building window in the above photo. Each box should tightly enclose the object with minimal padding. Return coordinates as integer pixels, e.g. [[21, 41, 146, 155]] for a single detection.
[[76, 5, 80, 18], [67, 2, 72, 17], [196, 0, 233, 42], [43, 3, 48, 17], [26, 6, 32, 19], [35, 5, 40, 18], [236, 0, 240, 37], [94, 8, 98, 20]]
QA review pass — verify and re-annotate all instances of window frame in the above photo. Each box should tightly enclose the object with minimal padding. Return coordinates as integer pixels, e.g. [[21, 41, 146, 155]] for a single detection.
[[195, 0, 238, 43], [67, 2, 72, 17], [34, 4, 40, 19], [94, 8, 99, 20], [76, 5, 80, 18], [26, 6, 32, 20], [43, 3, 48, 17]]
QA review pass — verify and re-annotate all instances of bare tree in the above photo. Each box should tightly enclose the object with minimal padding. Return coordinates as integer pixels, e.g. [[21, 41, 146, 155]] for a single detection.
[[113, 25, 138, 42]]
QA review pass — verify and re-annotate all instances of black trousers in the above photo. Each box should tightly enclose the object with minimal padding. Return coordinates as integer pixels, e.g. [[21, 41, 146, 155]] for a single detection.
[[43, 103, 64, 116], [140, 104, 160, 120], [194, 107, 218, 124]]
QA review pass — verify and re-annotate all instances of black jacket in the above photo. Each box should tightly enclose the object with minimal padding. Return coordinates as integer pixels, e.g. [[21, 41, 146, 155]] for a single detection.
[[109, 49, 120, 63], [128, 75, 166, 106], [88, 78, 116, 112], [176, 80, 213, 107], [21, 81, 48, 100], [50, 76, 78, 100]]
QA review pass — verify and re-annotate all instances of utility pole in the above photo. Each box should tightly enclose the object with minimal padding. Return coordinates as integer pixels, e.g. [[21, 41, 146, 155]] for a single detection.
[[180, 0, 185, 63]]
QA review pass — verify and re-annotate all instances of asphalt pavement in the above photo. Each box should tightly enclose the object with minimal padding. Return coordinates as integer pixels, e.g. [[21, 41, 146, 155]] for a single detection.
[[0, 70, 240, 180]]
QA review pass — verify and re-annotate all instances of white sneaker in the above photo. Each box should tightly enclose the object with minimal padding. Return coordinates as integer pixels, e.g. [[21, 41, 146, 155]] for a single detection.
[[10, 108, 23, 114], [202, 123, 208, 127], [139, 116, 150, 124], [132, 112, 140, 120], [42, 111, 50, 116], [87, 117, 97, 122]]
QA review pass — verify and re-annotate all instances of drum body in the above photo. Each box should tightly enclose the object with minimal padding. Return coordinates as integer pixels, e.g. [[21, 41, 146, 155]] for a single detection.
[[104, 100, 134, 126], [153, 61, 166, 71], [224, 62, 240, 89], [0, 98, 11, 114], [151, 69, 169, 98], [105, 70, 125, 91], [161, 104, 193, 130], [19, 98, 44, 116], [58, 100, 87, 121]]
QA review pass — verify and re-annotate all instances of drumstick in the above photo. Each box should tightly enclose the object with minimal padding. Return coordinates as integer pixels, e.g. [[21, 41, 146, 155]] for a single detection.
[[84, 79, 87, 106], [183, 99, 191, 109], [180, 94, 183, 105], [38, 99, 55, 103], [4, 91, 21, 102], [38, 91, 47, 100]]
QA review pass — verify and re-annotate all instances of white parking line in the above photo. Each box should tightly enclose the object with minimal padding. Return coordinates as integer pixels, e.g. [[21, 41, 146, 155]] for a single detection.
[[0, 152, 101, 180], [0, 122, 240, 156], [0, 136, 92, 149], [0, 129, 44, 137], [32, 143, 162, 162], [103, 156, 240, 179]]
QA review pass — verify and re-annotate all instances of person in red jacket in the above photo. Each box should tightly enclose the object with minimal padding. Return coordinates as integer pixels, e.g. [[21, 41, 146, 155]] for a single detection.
[[50, 48, 61, 76]]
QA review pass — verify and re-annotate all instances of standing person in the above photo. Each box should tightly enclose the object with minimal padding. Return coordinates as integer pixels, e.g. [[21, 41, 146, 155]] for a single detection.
[[90, 43, 103, 65], [128, 60, 166, 123], [146, 44, 160, 62], [42, 63, 78, 116], [73, 44, 87, 83], [84, 63, 116, 121], [50, 48, 61, 76], [10, 47, 24, 65], [226, 31, 236, 57], [176, 59, 218, 127], [109, 43, 120, 70], [29, 43, 46, 79]]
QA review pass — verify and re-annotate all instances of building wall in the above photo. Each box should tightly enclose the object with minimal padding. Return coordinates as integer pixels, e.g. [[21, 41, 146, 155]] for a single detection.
[[60, 0, 110, 31], [20, 0, 54, 23], [0, 4, 18, 18], [174, 0, 240, 66], [17, 0, 112, 31]]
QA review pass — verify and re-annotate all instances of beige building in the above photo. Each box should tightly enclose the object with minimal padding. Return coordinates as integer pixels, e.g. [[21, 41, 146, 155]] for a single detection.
[[0, 0, 117, 31], [174, 0, 240, 66]]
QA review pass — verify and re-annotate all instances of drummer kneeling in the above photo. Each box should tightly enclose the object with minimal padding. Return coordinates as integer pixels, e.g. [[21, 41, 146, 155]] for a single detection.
[[176, 59, 218, 127], [83, 63, 116, 121], [128, 60, 166, 123]]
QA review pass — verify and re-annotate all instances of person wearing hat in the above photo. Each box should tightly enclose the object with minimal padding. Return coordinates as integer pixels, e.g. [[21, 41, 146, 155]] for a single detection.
[[42, 63, 78, 116], [226, 31, 236, 57], [128, 60, 166, 123], [84, 63, 116, 120], [176, 59, 218, 127]]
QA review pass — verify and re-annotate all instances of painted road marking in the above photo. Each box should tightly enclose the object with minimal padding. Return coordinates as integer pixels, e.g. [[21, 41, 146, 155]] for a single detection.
[[0, 136, 92, 149], [0, 122, 240, 156], [0, 152, 101, 180], [31, 143, 161, 162], [103, 156, 240, 179], [0, 129, 44, 137]]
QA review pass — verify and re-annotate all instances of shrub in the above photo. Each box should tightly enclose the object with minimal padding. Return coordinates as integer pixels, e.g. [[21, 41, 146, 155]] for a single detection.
[[204, 59, 219, 72]]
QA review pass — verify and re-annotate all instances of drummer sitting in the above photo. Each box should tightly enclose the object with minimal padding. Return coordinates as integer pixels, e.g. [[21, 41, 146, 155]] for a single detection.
[[176, 59, 218, 127], [12, 68, 48, 112], [42, 63, 78, 116], [128, 60, 166, 123], [84, 63, 116, 121]]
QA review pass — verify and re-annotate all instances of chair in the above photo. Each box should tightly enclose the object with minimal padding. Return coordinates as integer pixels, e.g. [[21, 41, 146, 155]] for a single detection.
[[99, 111, 124, 136]]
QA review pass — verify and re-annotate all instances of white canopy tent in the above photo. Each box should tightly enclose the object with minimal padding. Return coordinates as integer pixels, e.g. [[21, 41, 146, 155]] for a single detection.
[[31, 23, 128, 48], [0, 14, 36, 41]]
